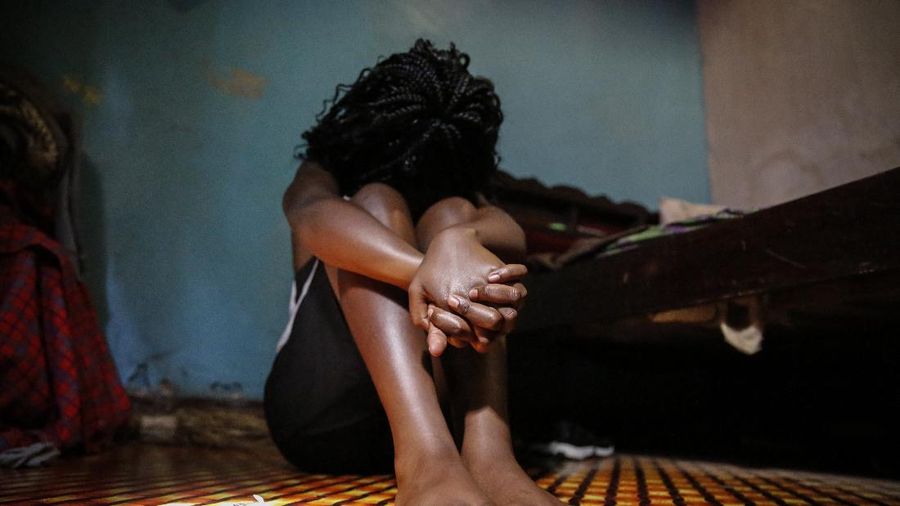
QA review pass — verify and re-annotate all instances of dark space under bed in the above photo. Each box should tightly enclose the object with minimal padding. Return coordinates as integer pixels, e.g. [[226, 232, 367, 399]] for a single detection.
[[504, 168, 900, 479]]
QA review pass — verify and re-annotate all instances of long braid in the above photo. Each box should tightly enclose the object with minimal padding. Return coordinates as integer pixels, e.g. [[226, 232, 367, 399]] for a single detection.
[[300, 39, 503, 219]]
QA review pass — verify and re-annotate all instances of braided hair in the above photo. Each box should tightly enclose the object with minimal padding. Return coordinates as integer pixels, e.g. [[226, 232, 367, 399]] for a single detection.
[[300, 39, 503, 219]]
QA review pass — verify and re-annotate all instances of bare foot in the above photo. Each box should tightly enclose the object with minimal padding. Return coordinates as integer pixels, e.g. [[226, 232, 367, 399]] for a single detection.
[[466, 456, 561, 505], [395, 453, 493, 506]]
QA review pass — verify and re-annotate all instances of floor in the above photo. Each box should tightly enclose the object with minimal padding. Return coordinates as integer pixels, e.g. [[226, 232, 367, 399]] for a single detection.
[[1, 444, 898, 505]]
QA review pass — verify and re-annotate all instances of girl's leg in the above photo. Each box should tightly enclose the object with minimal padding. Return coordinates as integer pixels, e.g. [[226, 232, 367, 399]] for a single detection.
[[442, 342, 560, 505], [417, 197, 561, 505], [325, 183, 489, 506]]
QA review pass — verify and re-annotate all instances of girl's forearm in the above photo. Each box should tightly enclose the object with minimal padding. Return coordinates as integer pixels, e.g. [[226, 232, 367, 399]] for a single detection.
[[292, 197, 423, 290], [448, 206, 526, 263]]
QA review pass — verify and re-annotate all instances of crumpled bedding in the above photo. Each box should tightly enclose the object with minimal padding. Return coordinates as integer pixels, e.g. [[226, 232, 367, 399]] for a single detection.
[[528, 209, 744, 271]]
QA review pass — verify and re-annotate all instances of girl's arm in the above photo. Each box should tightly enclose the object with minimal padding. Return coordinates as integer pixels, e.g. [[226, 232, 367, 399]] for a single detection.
[[285, 161, 527, 355], [283, 161, 423, 290]]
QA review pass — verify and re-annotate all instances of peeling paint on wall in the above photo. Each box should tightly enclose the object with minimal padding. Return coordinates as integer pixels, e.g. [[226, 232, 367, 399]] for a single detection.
[[61, 74, 103, 106], [206, 66, 267, 100], [699, 0, 900, 209]]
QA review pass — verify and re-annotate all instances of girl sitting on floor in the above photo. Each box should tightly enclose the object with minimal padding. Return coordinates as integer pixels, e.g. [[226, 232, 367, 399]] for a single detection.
[[264, 39, 559, 505]]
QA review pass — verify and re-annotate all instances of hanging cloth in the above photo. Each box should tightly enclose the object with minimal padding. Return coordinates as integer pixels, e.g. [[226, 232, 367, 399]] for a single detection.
[[0, 71, 130, 463]]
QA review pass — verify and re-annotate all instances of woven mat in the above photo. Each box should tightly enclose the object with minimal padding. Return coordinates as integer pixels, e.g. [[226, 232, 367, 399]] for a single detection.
[[1, 444, 898, 505]]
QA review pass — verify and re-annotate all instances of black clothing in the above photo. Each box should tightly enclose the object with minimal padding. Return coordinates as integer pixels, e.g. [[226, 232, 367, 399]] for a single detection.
[[264, 259, 393, 474]]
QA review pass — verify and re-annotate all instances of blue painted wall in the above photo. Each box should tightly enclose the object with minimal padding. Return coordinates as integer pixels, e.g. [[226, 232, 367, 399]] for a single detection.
[[1, 0, 707, 398]]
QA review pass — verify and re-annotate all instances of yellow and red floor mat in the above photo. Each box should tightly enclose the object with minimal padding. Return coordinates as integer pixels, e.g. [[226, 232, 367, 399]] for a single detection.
[[1, 444, 898, 505]]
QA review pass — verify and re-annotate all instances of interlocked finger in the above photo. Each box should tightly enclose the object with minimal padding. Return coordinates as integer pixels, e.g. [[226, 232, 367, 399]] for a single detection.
[[447, 294, 504, 332], [497, 306, 519, 335], [487, 264, 528, 283], [426, 321, 448, 357], [428, 306, 476, 343], [469, 283, 527, 307], [448, 337, 468, 349]]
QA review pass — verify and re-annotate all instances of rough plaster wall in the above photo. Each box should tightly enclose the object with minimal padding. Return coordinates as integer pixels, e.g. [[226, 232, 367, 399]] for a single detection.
[[0, 1, 708, 398], [698, 0, 900, 209]]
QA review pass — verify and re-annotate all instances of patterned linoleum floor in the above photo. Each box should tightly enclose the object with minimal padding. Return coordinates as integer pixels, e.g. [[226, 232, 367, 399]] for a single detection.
[[0, 444, 898, 505]]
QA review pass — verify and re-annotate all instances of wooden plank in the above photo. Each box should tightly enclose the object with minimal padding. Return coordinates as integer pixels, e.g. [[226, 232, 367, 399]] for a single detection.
[[517, 167, 900, 332]]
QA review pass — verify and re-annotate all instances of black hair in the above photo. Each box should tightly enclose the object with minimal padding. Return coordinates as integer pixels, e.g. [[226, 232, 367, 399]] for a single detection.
[[300, 39, 503, 219]]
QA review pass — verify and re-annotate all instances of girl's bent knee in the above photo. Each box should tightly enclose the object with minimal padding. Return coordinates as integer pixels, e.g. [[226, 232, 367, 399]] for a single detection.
[[351, 183, 415, 240], [351, 183, 409, 215], [416, 197, 478, 245], [423, 196, 477, 222]]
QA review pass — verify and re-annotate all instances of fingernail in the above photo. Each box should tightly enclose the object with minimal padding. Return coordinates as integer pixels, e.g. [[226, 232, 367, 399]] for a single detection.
[[448, 294, 460, 308], [488, 273, 500, 282], [478, 336, 489, 344], [427, 306, 434, 318], [469, 288, 478, 299]]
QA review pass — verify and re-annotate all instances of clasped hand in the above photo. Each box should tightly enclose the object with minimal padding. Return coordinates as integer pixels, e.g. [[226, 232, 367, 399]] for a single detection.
[[408, 228, 528, 357]]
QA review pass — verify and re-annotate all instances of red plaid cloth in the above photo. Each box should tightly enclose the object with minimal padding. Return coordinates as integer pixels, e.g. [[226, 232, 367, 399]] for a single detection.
[[0, 213, 130, 452]]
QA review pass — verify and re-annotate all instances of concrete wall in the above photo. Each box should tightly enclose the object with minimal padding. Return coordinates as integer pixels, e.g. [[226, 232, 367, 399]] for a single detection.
[[698, 0, 900, 209], [1, 0, 708, 398]]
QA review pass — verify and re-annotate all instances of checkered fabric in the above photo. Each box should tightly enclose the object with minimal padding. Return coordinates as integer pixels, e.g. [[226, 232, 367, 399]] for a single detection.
[[1, 445, 898, 505], [0, 192, 130, 452]]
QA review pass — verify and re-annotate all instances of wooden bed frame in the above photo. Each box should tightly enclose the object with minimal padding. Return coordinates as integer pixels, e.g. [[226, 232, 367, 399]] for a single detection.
[[512, 167, 900, 337]]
